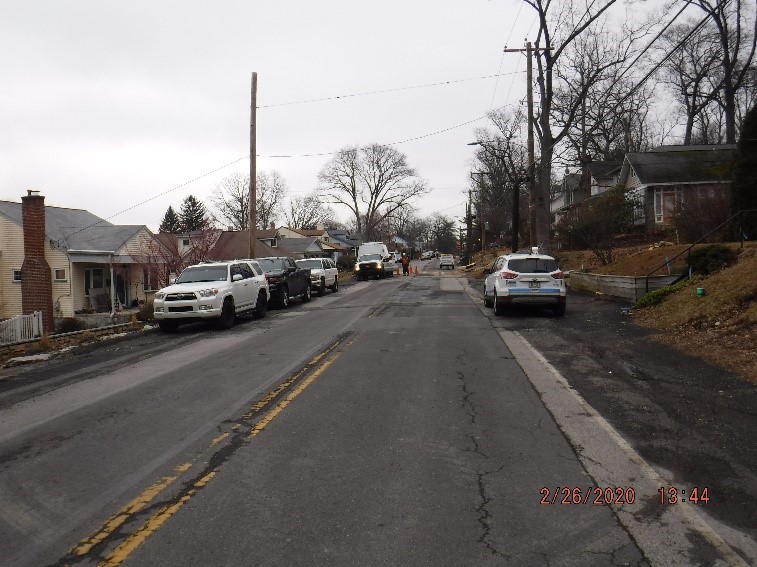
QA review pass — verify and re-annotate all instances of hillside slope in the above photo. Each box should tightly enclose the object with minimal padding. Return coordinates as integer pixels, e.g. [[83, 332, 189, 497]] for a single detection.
[[632, 247, 757, 382]]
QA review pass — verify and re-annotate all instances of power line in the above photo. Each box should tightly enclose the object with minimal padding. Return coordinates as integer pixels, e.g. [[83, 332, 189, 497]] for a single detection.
[[258, 72, 525, 108]]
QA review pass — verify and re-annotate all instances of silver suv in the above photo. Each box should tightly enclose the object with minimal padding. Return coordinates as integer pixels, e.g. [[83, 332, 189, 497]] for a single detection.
[[483, 251, 566, 316], [153, 260, 269, 331]]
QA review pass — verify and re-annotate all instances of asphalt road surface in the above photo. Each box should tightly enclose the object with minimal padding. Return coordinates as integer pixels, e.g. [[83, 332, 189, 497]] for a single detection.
[[0, 266, 754, 566]]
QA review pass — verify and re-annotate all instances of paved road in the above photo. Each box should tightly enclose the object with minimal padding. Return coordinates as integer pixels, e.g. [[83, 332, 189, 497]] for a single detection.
[[0, 269, 753, 566]]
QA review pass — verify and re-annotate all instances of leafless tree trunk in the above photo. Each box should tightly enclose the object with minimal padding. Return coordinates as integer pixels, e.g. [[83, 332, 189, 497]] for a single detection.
[[525, 0, 630, 250], [256, 170, 287, 229], [210, 172, 250, 230]]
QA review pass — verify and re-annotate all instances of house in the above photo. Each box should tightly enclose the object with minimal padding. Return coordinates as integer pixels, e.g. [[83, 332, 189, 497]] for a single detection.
[[0, 192, 170, 327], [618, 145, 735, 231], [273, 237, 327, 259], [589, 160, 623, 196], [206, 230, 282, 261], [327, 230, 361, 259], [550, 172, 584, 224]]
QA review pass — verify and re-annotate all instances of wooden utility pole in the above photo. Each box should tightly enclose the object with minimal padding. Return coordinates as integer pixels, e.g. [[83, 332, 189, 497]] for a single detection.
[[248, 72, 258, 259], [466, 189, 473, 263], [504, 41, 546, 250]]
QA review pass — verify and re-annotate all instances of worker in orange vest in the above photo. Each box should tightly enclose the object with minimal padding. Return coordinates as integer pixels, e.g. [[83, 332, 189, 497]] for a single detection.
[[400, 252, 411, 276]]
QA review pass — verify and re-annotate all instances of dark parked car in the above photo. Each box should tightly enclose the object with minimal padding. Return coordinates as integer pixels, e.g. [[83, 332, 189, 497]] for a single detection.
[[256, 257, 312, 308]]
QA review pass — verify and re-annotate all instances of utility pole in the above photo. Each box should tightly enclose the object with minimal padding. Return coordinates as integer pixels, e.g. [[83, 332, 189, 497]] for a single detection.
[[466, 189, 473, 263], [504, 41, 548, 250], [248, 72, 257, 259], [470, 172, 486, 252]]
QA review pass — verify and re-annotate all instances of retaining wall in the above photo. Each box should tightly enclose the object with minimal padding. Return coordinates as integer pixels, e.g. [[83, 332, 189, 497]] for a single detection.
[[568, 273, 679, 302]]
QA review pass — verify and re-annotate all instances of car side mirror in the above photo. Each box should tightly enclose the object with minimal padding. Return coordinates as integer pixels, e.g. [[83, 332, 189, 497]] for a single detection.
[[169, 277, 177, 284], [288, 266, 296, 272], [232, 274, 243, 282]]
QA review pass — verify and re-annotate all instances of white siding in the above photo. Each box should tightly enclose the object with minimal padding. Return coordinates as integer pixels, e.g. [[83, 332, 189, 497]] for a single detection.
[[0, 217, 24, 319]]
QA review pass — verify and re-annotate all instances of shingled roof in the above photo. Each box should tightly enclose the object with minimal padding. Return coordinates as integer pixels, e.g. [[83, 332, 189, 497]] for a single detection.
[[0, 200, 145, 252], [623, 145, 736, 185]]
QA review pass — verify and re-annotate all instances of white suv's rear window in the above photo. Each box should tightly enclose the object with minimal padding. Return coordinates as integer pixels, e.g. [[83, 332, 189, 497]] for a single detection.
[[507, 258, 558, 273]]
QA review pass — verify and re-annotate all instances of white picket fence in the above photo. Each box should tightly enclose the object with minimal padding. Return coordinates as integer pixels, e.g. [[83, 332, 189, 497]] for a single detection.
[[0, 311, 43, 344]]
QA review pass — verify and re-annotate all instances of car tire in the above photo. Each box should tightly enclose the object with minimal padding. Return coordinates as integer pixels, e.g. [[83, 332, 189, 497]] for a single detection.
[[493, 292, 506, 316], [217, 298, 236, 329], [483, 290, 493, 308], [303, 283, 312, 302], [158, 320, 179, 333], [280, 286, 289, 309], [318, 278, 326, 296], [253, 291, 267, 319], [553, 303, 566, 316], [330, 277, 339, 292]]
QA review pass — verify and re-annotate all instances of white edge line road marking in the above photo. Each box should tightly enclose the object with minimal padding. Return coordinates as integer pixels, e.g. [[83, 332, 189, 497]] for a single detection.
[[457, 276, 753, 567]]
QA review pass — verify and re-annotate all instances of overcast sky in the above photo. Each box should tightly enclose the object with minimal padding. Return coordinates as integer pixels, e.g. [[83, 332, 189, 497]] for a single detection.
[[1, 1, 646, 231]]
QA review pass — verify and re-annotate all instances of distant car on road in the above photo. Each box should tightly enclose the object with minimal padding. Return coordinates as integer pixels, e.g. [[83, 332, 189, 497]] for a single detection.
[[421, 250, 435, 260], [153, 260, 269, 332], [483, 250, 566, 316], [296, 257, 339, 295], [439, 254, 455, 270]]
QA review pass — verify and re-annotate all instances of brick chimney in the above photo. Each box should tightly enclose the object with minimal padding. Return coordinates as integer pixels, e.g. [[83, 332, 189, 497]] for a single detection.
[[21, 190, 54, 332]]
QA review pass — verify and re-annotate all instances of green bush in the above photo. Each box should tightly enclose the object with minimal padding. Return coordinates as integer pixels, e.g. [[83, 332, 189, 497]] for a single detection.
[[137, 301, 155, 322], [688, 245, 737, 275], [634, 277, 698, 309]]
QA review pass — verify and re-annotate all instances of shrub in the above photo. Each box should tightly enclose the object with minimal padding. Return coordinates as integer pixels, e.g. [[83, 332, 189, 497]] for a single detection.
[[55, 317, 86, 334], [634, 278, 693, 309], [137, 301, 155, 322], [336, 254, 356, 272], [688, 244, 737, 275]]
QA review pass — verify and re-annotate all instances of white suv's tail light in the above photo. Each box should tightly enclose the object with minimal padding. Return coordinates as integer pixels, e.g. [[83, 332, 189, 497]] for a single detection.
[[499, 271, 518, 279]]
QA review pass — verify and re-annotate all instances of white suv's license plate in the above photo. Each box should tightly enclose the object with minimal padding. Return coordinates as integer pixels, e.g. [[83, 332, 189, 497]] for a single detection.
[[528, 281, 541, 289]]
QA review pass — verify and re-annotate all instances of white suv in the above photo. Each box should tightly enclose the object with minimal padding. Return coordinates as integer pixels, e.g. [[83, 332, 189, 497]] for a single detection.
[[483, 251, 566, 316], [296, 257, 339, 296], [153, 260, 269, 332], [439, 254, 455, 270]]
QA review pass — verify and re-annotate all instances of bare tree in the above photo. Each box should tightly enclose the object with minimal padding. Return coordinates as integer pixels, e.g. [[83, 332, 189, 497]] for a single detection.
[[284, 193, 337, 229], [210, 173, 249, 230], [256, 170, 288, 229], [686, 0, 757, 143], [524, 0, 644, 250], [318, 144, 428, 240], [659, 20, 722, 144], [471, 108, 530, 250]]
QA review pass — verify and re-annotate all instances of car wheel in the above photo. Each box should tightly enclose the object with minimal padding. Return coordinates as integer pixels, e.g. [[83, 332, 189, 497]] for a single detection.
[[553, 302, 566, 316], [280, 286, 289, 309], [331, 276, 339, 292], [158, 320, 179, 333], [483, 289, 493, 308], [217, 298, 236, 329], [319, 277, 326, 296], [253, 291, 267, 319], [303, 283, 312, 302], [493, 291, 506, 316]]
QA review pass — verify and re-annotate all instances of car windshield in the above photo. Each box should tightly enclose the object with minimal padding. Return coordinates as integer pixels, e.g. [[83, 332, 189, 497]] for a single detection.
[[257, 258, 287, 272], [176, 266, 228, 283], [296, 259, 322, 269], [508, 258, 559, 273], [358, 254, 381, 262]]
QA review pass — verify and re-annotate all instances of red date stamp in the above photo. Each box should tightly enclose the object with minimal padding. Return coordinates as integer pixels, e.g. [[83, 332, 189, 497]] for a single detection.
[[540, 486, 636, 505]]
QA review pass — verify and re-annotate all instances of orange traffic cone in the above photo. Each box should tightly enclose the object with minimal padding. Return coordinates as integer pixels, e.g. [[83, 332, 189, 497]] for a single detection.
[[414, 266, 419, 274], [395, 266, 400, 275]]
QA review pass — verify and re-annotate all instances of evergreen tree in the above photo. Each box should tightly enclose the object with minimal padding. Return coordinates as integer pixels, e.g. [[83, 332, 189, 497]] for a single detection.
[[179, 195, 208, 232], [158, 206, 182, 233], [731, 105, 757, 240]]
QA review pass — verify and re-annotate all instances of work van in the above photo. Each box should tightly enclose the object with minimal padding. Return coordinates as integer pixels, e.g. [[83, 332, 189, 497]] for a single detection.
[[355, 242, 395, 278]]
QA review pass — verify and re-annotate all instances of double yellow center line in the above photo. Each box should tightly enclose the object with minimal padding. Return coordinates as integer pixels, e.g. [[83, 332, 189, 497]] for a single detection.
[[58, 335, 353, 567]]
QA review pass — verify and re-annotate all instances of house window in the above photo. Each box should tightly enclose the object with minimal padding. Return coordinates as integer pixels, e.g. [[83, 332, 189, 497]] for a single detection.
[[12, 269, 22, 283], [654, 188, 680, 224], [182, 239, 190, 246], [84, 268, 105, 296], [54, 269, 67, 281]]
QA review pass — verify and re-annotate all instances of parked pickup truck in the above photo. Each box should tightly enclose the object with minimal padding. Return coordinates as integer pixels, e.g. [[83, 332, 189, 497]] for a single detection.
[[296, 257, 339, 295], [153, 260, 269, 332], [256, 257, 312, 308]]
